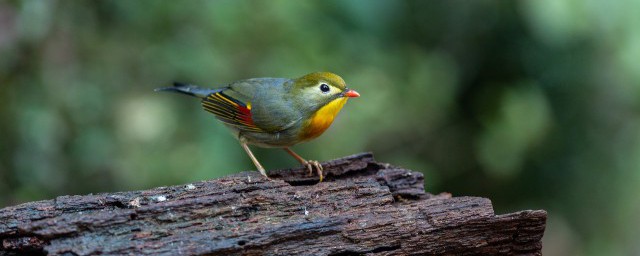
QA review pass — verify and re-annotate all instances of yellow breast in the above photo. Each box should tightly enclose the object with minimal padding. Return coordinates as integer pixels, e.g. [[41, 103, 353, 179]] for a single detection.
[[299, 97, 349, 141]]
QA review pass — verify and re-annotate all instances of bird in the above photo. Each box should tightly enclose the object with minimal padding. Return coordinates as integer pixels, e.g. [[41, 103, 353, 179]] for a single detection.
[[155, 72, 359, 182]]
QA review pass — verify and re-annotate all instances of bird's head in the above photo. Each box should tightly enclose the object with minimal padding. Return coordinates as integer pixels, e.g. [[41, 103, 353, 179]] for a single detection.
[[292, 72, 359, 112], [292, 72, 360, 140]]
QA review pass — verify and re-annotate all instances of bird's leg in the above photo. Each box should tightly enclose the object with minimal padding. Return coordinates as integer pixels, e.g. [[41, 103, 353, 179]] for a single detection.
[[240, 142, 269, 179], [284, 148, 324, 182]]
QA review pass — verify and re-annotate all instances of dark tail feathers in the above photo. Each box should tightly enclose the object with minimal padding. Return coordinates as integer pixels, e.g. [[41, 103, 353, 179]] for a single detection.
[[154, 82, 217, 98]]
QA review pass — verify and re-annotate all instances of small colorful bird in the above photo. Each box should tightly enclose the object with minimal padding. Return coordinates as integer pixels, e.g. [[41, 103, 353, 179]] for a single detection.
[[155, 72, 359, 181]]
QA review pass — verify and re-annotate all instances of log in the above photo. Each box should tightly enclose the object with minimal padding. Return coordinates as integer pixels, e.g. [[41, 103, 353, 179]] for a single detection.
[[0, 153, 546, 255]]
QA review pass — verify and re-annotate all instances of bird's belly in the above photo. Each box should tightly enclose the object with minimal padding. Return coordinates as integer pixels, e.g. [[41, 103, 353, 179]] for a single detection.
[[226, 124, 303, 148], [226, 97, 348, 147], [244, 131, 302, 148]]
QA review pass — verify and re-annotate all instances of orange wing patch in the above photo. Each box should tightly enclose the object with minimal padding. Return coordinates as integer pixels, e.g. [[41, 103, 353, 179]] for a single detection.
[[202, 92, 263, 132]]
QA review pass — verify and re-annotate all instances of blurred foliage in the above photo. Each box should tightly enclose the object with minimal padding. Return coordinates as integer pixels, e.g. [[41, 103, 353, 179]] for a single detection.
[[1, 1, 639, 255]]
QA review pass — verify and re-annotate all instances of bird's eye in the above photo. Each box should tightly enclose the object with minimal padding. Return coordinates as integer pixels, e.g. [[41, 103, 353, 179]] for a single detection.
[[320, 84, 330, 94]]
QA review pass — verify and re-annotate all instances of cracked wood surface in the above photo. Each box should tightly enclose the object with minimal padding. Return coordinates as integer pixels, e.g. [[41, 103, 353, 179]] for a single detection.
[[0, 153, 546, 255]]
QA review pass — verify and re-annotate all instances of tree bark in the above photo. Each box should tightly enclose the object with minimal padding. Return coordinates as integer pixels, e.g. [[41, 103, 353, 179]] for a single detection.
[[0, 153, 546, 255]]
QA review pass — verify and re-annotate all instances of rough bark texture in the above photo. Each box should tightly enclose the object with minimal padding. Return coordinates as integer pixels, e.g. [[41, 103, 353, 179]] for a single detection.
[[0, 153, 546, 256]]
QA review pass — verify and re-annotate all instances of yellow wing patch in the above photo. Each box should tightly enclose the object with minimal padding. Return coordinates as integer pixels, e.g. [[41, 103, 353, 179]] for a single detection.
[[202, 92, 263, 132]]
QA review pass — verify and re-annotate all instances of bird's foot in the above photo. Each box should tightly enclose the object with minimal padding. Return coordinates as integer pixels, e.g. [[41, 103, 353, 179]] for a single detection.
[[303, 160, 324, 182], [257, 167, 272, 181]]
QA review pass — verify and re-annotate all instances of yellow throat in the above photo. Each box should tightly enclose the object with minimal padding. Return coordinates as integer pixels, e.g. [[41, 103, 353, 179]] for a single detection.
[[300, 97, 349, 141]]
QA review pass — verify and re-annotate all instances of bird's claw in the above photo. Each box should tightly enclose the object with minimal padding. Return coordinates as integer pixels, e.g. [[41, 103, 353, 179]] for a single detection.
[[303, 160, 324, 182]]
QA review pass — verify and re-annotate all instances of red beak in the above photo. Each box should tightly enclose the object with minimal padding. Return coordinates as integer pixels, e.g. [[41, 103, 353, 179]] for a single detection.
[[344, 89, 360, 98]]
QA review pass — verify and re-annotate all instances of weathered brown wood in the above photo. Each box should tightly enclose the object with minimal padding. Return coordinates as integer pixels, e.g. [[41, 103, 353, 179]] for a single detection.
[[0, 153, 546, 255]]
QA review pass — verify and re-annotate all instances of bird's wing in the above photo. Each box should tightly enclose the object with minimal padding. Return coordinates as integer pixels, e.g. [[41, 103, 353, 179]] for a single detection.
[[201, 78, 301, 134], [201, 90, 264, 132]]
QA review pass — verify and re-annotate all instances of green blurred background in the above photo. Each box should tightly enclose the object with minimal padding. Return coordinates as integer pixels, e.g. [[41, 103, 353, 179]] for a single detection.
[[1, 1, 639, 255]]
